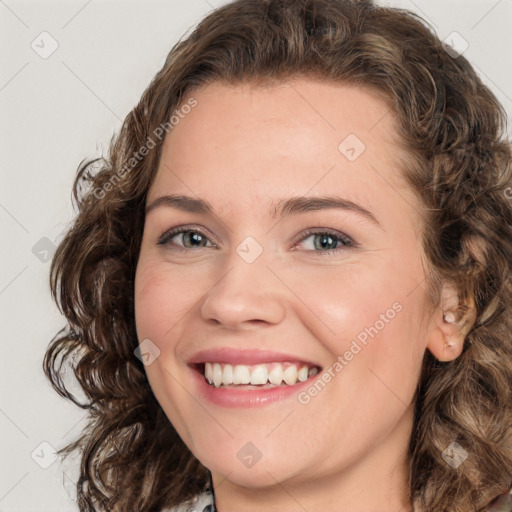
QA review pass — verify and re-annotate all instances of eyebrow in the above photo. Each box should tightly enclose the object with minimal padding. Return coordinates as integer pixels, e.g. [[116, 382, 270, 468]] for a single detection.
[[145, 194, 382, 228]]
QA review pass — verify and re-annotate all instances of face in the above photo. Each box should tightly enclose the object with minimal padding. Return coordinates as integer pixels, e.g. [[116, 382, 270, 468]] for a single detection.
[[134, 79, 434, 491]]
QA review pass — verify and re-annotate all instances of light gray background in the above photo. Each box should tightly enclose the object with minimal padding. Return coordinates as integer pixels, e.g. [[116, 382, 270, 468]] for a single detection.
[[1, 0, 511, 510]]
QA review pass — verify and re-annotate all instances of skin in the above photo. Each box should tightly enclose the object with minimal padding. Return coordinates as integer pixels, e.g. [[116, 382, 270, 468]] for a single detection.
[[134, 79, 472, 512]]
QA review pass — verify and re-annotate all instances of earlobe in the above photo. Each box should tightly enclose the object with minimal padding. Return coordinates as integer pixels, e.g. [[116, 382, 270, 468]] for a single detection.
[[426, 285, 477, 362]]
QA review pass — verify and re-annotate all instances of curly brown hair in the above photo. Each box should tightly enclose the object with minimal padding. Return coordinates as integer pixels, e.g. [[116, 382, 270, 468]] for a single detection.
[[43, 0, 512, 510]]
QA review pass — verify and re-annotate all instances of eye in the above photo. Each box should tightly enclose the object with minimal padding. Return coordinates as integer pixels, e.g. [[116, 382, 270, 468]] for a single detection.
[[157, 225, 356, 254], [295, 228, 355, 254], [157, 225, 216, 251]]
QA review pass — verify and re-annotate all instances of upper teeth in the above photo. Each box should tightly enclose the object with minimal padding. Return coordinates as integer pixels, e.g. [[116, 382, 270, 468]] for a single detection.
[[203, 362, 319, 388]]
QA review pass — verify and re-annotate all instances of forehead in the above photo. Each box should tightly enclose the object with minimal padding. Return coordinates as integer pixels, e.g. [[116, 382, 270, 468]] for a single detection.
[[148, 79, 418, 224], [162, 79, 400, 160]]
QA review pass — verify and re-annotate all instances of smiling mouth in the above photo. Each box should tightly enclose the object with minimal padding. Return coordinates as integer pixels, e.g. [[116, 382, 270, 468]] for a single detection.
[[195, 362, 321, 388]]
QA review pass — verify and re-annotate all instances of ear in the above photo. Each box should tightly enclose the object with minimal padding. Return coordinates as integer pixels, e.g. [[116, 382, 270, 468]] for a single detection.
[[426, 283, 477, 362]]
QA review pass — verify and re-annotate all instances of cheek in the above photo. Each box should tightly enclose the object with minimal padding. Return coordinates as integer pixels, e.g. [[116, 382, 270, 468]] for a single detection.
[[134, 258, 204, 344], [272, 256, 410, 347], [133, 258, 201, 439], [279, 254, 427, 398]]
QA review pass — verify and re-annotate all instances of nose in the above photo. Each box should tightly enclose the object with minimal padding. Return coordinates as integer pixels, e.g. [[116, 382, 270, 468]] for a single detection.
[[199, 244, 287, 330]]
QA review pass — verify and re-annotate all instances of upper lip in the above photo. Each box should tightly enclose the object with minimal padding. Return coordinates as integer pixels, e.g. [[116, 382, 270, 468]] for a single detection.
[[187, 348, 322, 367]]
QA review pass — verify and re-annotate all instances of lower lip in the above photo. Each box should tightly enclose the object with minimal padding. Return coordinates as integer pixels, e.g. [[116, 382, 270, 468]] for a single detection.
[[189, 366, 317, 408]]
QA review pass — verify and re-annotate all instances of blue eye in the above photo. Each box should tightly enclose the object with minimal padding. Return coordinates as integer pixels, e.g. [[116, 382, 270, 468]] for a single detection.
[[157, 226, 355, 254], [295, 228, 355, 253], [157, 226, 215, 250]]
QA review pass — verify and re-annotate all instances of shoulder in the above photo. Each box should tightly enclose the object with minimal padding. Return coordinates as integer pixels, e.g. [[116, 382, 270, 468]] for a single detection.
[[161, 491, 215, 512], [486, 491, 512, 512]]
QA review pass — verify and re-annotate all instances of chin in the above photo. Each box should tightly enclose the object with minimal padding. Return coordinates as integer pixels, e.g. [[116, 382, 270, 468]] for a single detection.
[[192, 436, 313, 489]]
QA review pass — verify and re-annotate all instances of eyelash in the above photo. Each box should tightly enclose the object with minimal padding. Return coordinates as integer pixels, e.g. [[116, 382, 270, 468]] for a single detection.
[[157, 225, 357, 255]]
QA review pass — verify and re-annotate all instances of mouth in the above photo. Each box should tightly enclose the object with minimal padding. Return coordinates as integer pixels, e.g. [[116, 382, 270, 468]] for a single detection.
[[193, 361, 321, 389]]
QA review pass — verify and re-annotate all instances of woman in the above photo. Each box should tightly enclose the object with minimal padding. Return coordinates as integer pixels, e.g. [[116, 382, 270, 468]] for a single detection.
[[44, 0, 512, 510]]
